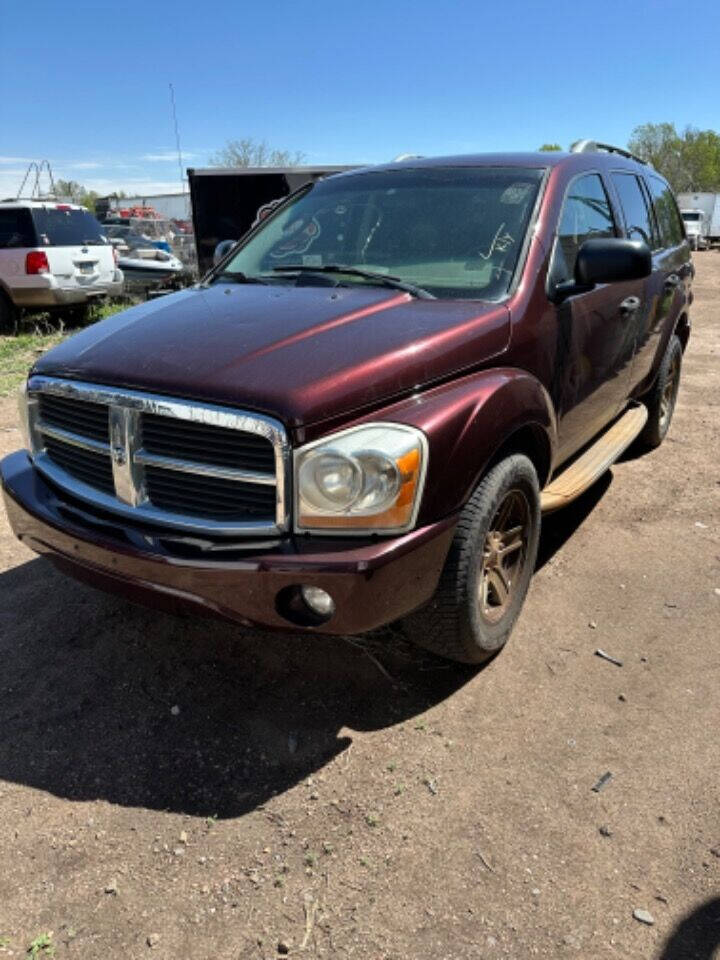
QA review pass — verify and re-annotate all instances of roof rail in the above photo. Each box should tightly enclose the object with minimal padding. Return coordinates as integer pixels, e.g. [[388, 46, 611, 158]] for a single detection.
[[570, 140, 648, 165]]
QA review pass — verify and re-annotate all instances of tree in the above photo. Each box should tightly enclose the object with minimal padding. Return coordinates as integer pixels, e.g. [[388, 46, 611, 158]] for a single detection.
[[210, 138, 306, 168], [627, 123, 684, 187], [54, 178, 100, 212], [538, 143, 562, 152], [628, 123, 720, 192]]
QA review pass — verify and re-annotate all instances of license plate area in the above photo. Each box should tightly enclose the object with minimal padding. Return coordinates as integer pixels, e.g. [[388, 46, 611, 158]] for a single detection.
[[77, 261, 97, 275]]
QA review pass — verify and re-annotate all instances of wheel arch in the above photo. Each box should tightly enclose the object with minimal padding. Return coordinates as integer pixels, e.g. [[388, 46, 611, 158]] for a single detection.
[[482, 422, 553, 490]]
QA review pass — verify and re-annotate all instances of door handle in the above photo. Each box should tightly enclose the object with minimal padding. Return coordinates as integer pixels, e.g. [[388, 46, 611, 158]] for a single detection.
[[664, 273, 681, 290], [619, 296, 640, 317]]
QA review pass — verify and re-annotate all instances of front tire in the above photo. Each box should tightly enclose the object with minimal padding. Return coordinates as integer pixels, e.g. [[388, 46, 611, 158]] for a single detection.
[[638, 334, 683, 449], [405, 454, 541, 664]]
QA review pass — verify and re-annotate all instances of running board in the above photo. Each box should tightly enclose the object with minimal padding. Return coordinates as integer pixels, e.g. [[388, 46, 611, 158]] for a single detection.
[[541, 403, 648, 513]]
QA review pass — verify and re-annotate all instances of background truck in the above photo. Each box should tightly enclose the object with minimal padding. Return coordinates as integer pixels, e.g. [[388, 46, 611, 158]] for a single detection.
[[187, 165, 354, 273], [677, 192, 720, 248]]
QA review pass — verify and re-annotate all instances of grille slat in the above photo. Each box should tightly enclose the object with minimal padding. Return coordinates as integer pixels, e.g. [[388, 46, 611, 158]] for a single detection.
[[39, 394, 109, 444], [145, 466, 276, 520], [44, 436, 115, 495], [141, 413, 275, 473]]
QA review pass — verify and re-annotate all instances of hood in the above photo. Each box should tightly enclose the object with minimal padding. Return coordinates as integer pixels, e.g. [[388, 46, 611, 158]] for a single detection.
[[34, 283, 510, 427]]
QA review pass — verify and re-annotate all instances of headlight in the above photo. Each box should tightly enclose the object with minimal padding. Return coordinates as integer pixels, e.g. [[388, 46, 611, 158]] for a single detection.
[[295, 423, 427, 533]]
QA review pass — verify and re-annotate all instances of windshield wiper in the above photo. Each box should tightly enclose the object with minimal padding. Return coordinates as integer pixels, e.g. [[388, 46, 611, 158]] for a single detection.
[[271, 264, 434, 299], [214, 271, 268, 285]]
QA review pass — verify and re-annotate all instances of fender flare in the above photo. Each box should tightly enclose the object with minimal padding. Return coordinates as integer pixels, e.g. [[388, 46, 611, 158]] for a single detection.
[[368, 367, 558, 525]]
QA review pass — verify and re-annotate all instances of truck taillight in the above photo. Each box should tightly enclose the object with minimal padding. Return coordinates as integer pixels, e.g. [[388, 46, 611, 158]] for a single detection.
[[112, 246, 119, 265], [26, 251, 50, 274]]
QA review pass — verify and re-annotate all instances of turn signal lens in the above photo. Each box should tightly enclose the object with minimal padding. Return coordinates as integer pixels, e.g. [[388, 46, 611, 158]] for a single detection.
[[295, 423, 427, 534]]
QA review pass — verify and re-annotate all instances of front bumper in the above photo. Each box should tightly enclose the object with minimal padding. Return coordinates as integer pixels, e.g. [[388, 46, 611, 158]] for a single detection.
[[1, 451, 456, 635]]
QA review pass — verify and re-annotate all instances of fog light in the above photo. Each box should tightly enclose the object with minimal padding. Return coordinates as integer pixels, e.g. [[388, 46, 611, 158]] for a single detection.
[[300, 585, 335, 618]]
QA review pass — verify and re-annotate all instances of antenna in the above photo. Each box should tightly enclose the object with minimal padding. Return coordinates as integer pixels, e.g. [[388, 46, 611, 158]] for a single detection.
[[169, 82, 188, 215]]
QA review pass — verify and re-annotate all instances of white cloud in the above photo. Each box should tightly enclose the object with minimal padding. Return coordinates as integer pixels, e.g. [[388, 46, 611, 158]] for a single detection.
[[64, 161, 103, 170], [141, 151, 196, 163], [0, 156, 35, 164]]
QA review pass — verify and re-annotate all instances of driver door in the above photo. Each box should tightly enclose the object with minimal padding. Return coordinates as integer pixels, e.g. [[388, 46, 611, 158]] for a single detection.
[[548, 173, 640, 463]]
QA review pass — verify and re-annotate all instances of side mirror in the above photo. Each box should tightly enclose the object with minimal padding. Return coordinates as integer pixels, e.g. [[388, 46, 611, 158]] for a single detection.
[[576, 238, 651, 284], [552, 238, 651, 301], [213, 239, 236, 266]]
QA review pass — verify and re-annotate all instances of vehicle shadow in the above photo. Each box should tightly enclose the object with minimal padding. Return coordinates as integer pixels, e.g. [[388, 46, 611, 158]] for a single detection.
[[0, 478, 607, 821], [0, 555, 477, 820], [536, 470, 612, 570], [657, 897, 720, 960]]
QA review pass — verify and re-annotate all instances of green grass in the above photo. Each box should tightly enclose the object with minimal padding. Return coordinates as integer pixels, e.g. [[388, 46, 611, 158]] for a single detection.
[[26, 932, 55, 958], [0, 330, 66, 396], [0, 300, 131, 397]]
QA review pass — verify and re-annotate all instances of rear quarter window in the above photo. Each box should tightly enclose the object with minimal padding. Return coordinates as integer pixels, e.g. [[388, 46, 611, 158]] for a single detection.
[[31, 208, 107, 247], [647, 177, 685, 248], [610, 173, 654, 246], [0, 208, 36, 248]]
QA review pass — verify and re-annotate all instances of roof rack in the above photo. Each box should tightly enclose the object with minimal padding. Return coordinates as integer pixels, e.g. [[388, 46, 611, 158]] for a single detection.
[[570, 140, 647, 165]]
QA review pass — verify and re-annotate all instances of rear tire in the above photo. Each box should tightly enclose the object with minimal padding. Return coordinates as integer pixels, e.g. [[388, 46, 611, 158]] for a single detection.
[[638, 334, 683, 449], [0, 292, 17, 334], [404, 454, 541, 664]]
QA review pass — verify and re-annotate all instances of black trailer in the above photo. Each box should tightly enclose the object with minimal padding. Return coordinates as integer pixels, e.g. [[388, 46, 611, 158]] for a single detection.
[[187, 165, 355, 274]]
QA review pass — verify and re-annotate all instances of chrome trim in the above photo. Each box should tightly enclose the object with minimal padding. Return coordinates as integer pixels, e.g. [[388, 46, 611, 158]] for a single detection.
[[27, 375, 290, 536], [134, 449, 276, 485], [110, 406, 145, 507], [38, 421, 110, 455]]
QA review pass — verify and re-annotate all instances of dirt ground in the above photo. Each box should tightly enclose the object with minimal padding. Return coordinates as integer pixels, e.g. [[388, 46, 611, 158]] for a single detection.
[[1, 255, 719, 960]]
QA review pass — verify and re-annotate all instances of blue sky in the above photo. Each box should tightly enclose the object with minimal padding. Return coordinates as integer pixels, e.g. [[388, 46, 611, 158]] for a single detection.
[[1, 0, 718, 198]]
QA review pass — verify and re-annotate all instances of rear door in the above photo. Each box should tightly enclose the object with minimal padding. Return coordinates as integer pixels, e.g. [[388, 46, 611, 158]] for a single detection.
[[31, 206, 115, 288], [549, 172, 640, 462], [613, 173, 690, 392]]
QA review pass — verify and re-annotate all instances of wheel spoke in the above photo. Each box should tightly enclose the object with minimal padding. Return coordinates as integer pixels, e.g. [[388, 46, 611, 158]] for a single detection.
[[487, 568, 509, 606], [479, 570, 491, 609], [498, 536, 523, 558]]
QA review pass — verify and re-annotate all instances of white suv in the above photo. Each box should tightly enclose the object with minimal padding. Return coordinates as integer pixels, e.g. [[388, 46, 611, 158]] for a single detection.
[[0, 200, 123, 330]]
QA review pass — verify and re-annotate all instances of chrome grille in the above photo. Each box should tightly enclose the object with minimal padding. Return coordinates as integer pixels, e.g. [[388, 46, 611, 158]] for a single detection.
[[44, 435, 115, 495], [26, 376, 289, 535], [141, 413, 275, 472], [39, 393, 109, 444], [145, 466, 277, 521]]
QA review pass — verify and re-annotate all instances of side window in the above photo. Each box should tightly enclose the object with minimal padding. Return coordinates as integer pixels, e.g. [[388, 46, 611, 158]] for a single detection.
[[551, 174, 616, 283], [611, 173, 655, 246], [647, 176, 685, 248], [0, 209, 35, 249]]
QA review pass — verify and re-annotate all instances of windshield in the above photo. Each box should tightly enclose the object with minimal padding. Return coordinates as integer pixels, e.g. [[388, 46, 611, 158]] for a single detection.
[[32, 208, 107, 246], [681, 212, 701, 222], [220, 166, 544, 300]]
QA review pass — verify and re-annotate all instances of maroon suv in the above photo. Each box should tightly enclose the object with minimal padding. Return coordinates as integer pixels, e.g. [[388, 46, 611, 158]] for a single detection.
[[2, 142, 692, 663]]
